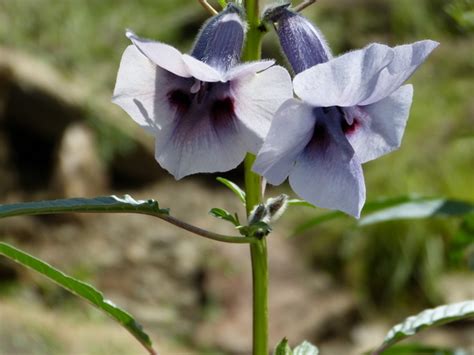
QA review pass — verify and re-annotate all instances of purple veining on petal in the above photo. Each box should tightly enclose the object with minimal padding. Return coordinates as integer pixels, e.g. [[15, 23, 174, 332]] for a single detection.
[[305, 120, 329, 153], [303, 106, 359, 156], [211, 96, 235, 130], [285, 106, 365, 217], [163, 77, 238, 147]]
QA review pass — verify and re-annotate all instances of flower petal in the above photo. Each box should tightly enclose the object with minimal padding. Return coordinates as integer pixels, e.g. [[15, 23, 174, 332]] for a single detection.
[[359, 40, 438, 105], [112, 45, 176, 133], [293, 43, 394, 107], [153, 108, 247, 180], [345, 84, 413, 163], [294, 40, 438, 107], [252, 99, 315, 185], [126, 30, 190, 78], [225, 60, 275, 81], [182, 54, 225, 82], [232, 65, 293, 153], [289, 112, 366, 217]]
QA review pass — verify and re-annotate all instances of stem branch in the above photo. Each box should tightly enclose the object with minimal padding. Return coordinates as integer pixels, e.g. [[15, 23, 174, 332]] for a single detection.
[[197, 0, 218, 15], [155, 213, 256, 244], [294, 0, 317, 12]]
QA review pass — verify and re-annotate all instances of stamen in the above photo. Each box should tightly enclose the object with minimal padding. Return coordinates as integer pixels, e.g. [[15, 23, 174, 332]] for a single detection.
[[341, 118, 360, 135], [190, 80, 201, 94]]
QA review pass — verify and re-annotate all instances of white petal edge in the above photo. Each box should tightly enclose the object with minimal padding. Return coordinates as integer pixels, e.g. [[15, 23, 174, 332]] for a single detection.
[[112, 45, 171, 133], [232, 65, 293, 154], [293, 43, 394, 107], [182, 54, 225, 82], [252, 98, 316, 185], [225, 60, 275, 81], [359, 40, 439, 105], [153, 113, 247, 180], [347, 84, 414, 163], [126, 30, 191, 78]]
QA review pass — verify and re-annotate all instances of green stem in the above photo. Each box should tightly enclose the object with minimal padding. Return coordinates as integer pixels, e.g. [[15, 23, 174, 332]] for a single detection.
[[242, 1, 268, 354]]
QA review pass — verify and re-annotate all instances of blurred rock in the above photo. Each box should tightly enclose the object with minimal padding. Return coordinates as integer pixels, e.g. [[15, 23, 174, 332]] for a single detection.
[[0, 47, 162, 196], [52, 122, 107, 197], [440, 273, 474, 303]]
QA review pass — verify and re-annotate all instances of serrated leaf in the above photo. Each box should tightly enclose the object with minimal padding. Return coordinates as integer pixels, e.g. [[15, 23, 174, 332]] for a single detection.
[[209, 207, 240, 226], [0, 195, 169, 219], [360, 198, 474, 226], [373, 301, 474, 354], [274, 337, 292, 355], [216, 177, 246, 204], [0, 242, 156, 354], [293, 340, 319, 355]]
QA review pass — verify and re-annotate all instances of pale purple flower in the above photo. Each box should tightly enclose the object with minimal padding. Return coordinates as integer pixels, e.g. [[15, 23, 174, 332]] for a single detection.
[[253, 8, 438, 217], [113, 4, 292, 179]]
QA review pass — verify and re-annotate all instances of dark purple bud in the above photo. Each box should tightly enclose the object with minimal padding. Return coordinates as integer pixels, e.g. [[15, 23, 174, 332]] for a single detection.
[[265, 5, 331, 74], [191, 4, 246, 71]]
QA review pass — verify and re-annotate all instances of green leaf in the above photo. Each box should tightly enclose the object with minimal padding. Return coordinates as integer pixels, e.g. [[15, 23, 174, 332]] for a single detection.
[[292, 196, 474, 235], [216, 177, 246, 204], [0, 195, 169, 219], [293, 211, 343, 235], [293, 196, 415, 235], [373, 301, 474, 354], [293, 340, 319, 355], [238, 221, 272, 238], [274, 337, 292, 355], [209, 207, 240, 226], [360, 198, 474, 226], [0, 242, 156, 355], [287, 199, 316, 208]]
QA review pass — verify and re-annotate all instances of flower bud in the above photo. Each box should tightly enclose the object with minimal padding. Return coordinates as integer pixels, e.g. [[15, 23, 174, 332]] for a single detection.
[[265, 194, 288, 222], [265, 5, 331, 74], [249, 203, 269, 224], [191, 4, 246, 71]]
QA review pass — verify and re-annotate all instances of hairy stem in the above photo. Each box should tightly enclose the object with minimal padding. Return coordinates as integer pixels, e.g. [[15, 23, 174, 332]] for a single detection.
[[157, 214, 256, 244], [294, 0, 318, 12], [243, 1, 269, 354]]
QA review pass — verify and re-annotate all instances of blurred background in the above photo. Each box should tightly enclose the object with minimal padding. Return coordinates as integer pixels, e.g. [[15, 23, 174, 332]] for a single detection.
[[0, 0, 473, 354]]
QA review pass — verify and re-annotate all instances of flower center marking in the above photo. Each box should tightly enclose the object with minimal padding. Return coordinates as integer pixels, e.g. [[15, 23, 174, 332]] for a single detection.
[[211, 97, 235, 127], [341, 117, 360, 135], [168, 90, 192, 114]]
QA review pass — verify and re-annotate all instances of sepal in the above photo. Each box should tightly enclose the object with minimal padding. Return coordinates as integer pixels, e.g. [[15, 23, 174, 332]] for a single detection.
[[264, 6, 331, 74], [191, 3, 246, 71]]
